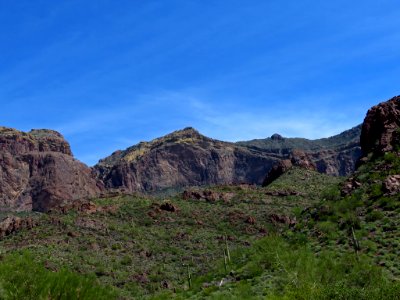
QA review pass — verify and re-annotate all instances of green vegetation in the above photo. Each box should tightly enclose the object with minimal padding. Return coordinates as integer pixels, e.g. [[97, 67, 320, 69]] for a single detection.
[[1, 152, 400, 299], [0, 251, 115, 299], [166, 236, 400, 299]]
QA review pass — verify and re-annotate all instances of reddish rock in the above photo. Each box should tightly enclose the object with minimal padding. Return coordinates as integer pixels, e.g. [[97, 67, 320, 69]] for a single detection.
[[245, 216, 256, 225], [262, 159, 292, 186], [341, 177, 362, 196], [290, 150, 317, 171], [0, 127, 103, 212], [182, 189, 234, 202], [0, 216, 36, 238], [383, 175, 400, 195], [263, 151, 319, 186], [160, 202, 178, 212], [67, 231, 79, 238], [361, 96, 400, 155], [265, 190, 302, 197], [51, 199, 99, 215], [269, 214, 297, 227]]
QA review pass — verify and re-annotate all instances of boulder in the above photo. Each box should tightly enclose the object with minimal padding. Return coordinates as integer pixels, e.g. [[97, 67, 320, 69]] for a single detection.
[[383, 175, 400, 195]]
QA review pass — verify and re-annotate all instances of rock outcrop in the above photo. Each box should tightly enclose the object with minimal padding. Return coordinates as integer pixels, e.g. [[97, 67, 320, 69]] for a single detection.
[[0, 127, 103, 212], [0, 216, 36, 238], [95, 127, 279, 193], [360, 96, 400, 155], [383, 175, 400, 195], [262, 159, 293, 186], [262, 150, 319, 187]]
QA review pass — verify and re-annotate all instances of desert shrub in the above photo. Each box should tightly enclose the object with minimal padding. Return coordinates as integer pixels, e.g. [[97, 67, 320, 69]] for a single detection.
[[366, 210, 384, 222], [370, 183, 384, 198], [378, 197, 398, 210]]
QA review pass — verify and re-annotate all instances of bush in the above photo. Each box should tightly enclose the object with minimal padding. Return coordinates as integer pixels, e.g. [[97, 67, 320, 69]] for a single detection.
[[366, 210, 385, 222]]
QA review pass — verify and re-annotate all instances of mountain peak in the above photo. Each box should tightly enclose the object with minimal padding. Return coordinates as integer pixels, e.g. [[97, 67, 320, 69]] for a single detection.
[[271, 133, 284, 141], [168, 126, 200, 137]]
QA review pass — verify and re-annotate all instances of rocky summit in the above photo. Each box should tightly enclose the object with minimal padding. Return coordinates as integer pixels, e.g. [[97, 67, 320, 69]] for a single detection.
[[0, 127, 103, 212]]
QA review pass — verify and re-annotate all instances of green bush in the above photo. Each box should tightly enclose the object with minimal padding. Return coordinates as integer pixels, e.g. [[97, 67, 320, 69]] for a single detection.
[[366, 210, 384, 222]]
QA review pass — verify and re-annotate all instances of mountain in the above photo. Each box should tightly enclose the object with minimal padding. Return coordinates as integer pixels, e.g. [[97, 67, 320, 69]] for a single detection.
[[94, 127, 279, 192], [94, 125, 362, 193], [0, 127, 103, 212]]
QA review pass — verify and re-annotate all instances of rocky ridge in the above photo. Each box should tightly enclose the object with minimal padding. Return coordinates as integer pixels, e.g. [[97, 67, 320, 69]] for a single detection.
[[238, 125, 362, 176]]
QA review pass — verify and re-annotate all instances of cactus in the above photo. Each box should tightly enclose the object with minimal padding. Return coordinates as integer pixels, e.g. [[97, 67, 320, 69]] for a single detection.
[[351, 226, 360, 256], [186, 265, 192, 289], [224, 235, 231, 263], [223, 249, 228, 273]]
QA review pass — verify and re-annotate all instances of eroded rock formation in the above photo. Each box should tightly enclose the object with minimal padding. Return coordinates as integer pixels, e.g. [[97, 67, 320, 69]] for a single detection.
[[360, 96, 400, 155], [0, 127, 103, 212]]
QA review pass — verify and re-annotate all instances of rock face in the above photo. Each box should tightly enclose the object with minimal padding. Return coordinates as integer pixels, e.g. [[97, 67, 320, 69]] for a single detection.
[[360, 96, 400, 155], [0, 127, 103, 212], [94, 127, 279, 193]]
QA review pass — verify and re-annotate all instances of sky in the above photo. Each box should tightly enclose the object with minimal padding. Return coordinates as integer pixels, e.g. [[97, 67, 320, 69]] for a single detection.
[[1, 0, 400, 165]]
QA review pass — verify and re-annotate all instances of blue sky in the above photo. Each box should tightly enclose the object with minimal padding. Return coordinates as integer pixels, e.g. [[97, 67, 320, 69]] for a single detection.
[[1, 0, 400, 165]]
